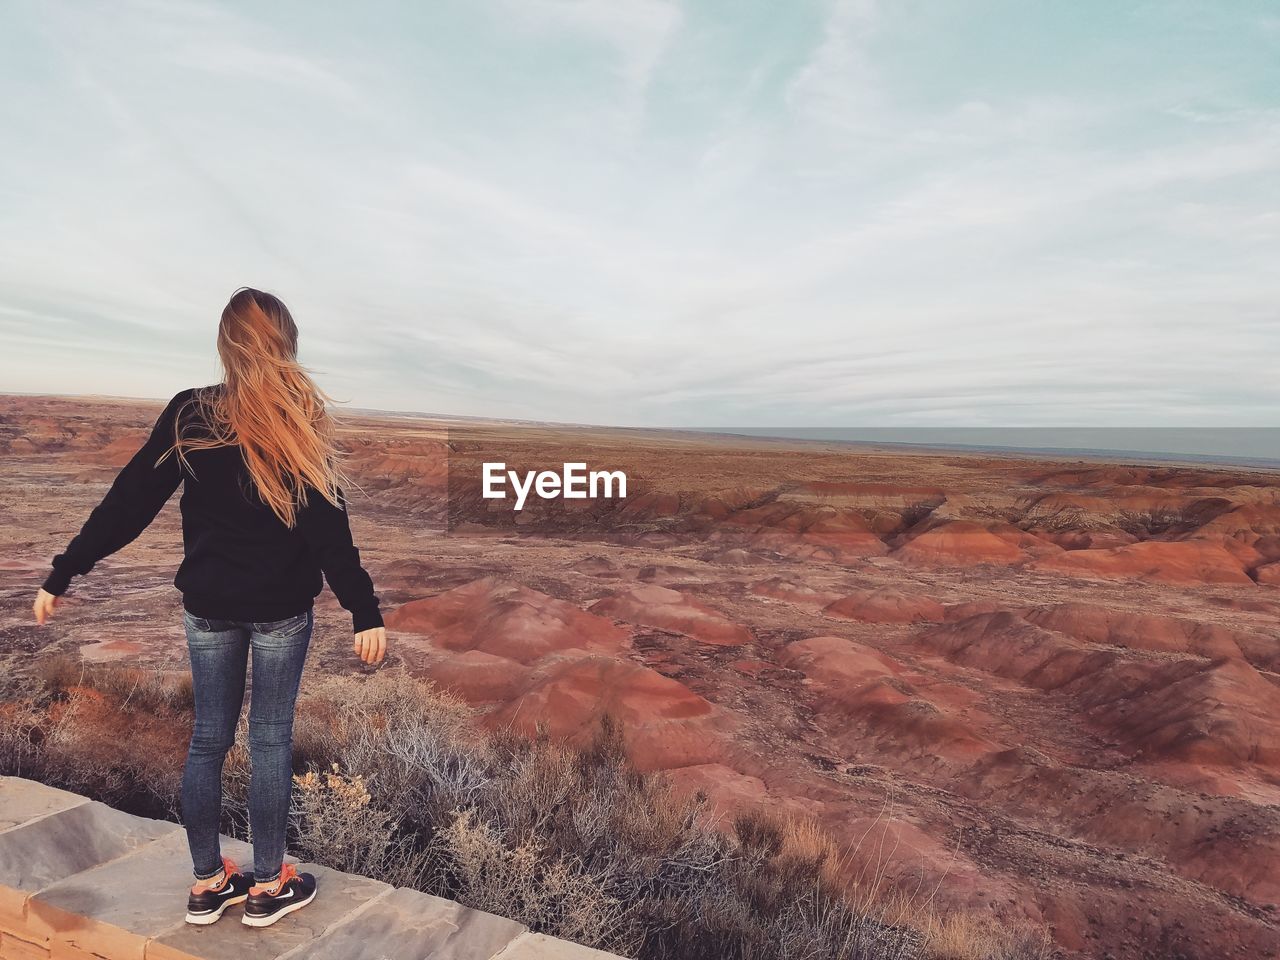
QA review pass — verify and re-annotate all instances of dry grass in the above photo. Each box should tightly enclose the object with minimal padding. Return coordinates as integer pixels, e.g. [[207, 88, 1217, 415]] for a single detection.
[[1, 666, 1056, 960], [921, 912, 1054, 960], [35, 654, 194, 713], [7, 656, 190, 817]]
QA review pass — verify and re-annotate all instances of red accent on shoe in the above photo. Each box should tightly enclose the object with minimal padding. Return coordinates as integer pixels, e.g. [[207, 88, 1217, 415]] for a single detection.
[[249, 862, 297, 897], [190, 856, 240, 895]]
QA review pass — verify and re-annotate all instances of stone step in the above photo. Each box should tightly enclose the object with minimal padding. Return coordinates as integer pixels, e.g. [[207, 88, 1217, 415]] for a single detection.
[[275, 887, 527, 960], [0, 786, 180, 936], [495, 933, 633, 959], [0, 776, 631, 960], [147, 851, 390, 960], [0, 778, 87, 833]]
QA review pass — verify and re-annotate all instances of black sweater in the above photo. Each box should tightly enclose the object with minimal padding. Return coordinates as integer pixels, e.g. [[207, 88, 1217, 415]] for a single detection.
[[42, 387, 383, 633]]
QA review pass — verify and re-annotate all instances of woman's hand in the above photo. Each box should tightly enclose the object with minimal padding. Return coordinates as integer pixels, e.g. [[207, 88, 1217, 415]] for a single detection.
[[33, 589, 60, 625], [354, 626, 387, 665]]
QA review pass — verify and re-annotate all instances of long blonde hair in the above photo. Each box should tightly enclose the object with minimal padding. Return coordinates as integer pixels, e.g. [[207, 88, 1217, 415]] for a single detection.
[[173, 288, 347, 527]]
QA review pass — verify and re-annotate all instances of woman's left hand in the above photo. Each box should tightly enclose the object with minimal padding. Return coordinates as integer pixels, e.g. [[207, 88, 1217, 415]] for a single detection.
[[33, 589, 60, 625], [354, 626, 387, 665]]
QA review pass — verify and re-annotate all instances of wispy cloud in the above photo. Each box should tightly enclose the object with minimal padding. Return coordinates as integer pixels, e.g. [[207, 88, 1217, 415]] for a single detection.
[[497, 0, 681, 113], [0, 0, 1277, 428], [785, 0, 882, 131]]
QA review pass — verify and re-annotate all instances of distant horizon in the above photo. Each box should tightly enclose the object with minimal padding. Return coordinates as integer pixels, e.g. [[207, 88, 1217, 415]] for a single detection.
[[8, 388, 1277, 467]]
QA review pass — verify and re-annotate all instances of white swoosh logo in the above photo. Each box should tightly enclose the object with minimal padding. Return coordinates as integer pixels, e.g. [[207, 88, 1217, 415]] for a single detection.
[[265, 887, 294, 902]]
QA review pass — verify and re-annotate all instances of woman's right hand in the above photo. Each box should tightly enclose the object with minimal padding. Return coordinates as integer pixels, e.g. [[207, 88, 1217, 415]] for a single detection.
[[33, 588, 60, 625], [354, 626, 387, 665]]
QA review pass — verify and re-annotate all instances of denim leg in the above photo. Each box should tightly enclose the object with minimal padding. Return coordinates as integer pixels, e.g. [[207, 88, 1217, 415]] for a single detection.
[[246, 610, 313, 882], [181, 612, 249, 879]]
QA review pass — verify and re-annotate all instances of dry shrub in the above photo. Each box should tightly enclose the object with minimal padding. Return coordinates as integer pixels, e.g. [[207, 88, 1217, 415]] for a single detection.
[[84, 667, 193, 714], [13, 663, 189, 816], [217, 715, 253, 841], [293, 671, 491, 828], [0, 699, 46, 778], [36, 655, 194, 714], [33, 654, 85, 694], [44, 687, 182, 812], [438, 807, 630, 948], [423, 718, 923, 958], [40, 689, 137, 800], [291, 762, 430, 888], [3, 665, 1055, 960]]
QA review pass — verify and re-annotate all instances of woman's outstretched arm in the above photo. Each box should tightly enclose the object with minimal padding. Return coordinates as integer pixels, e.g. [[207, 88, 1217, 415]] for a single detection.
[[36, 390, 189, 617], [296, 484, 387, 663]]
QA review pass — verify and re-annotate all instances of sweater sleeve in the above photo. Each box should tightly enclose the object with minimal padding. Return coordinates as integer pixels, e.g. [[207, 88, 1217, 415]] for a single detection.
[[296, 486, 383, 633], [42, 391, 189, 596]]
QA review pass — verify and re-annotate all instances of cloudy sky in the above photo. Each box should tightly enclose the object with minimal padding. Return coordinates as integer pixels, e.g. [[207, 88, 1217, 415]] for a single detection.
[[1, 0, 1277, 429]]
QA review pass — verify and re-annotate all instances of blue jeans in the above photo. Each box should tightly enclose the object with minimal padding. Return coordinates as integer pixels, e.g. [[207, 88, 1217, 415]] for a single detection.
[[180, 608, 313, 883]]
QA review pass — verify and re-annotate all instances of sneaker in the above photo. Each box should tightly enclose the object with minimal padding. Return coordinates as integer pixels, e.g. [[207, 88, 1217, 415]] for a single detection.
[[242, 863, 317, 927], [185, 857, 252, 925]]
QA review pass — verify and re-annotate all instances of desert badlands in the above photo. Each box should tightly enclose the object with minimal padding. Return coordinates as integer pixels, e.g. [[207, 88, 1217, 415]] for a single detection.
[[2, 394, 1278, 959]]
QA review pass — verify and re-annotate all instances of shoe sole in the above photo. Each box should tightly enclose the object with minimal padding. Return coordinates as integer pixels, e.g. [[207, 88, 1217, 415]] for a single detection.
[[241, 888, 317, 928], [185, 893, 247, 925]]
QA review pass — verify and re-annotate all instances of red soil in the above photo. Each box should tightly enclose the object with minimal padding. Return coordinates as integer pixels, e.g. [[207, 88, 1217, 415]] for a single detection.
[[588, 584, 752, 646], [1034, 539, 1253, 585], [892, 520, 1035, 565], [822, 588, 946, 623], [387, 576, 631, 663], [7, 395, 1280, 960]]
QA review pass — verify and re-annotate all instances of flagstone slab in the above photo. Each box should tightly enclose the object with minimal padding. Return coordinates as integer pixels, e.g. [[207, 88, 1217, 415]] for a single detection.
[[0, 776, 88, 832], [0, 797, 173, 895], [146, 861, 391, 960], [0, 779, 631, 960], [494, 932, 631, 960], [284, 885, 528, 960], [25, 831, 252, 960]]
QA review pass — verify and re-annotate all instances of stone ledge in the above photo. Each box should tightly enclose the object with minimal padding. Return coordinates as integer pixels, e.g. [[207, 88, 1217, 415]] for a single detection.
[[0, 776, 629, 960]]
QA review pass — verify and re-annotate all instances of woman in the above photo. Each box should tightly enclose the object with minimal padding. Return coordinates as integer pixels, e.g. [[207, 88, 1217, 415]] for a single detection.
[[32, 288, 388, 928]]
